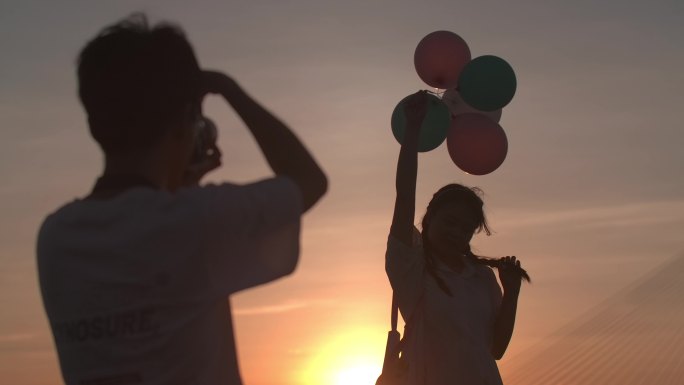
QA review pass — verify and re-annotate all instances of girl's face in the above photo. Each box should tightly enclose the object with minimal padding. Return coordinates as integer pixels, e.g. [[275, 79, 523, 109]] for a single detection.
[[426, 201, 479, 257]]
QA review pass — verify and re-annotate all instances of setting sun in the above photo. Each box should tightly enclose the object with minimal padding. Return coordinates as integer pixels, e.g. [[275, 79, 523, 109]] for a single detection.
[[300, 327, 385, 385], [333, 362, 382, 385]]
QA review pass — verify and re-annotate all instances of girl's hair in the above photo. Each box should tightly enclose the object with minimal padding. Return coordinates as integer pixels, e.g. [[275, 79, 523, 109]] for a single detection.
[[420, 184, 530, 296]]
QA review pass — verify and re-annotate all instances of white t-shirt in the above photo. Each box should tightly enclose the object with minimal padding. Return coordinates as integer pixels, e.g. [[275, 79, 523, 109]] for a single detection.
[[37, 177, 302, 385], [385, 235, 503, 385]]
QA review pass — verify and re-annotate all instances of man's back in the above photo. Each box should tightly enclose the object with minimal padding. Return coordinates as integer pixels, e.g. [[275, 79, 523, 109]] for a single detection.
[[38, 180, 301, 385], [39, 14, 326, 384]]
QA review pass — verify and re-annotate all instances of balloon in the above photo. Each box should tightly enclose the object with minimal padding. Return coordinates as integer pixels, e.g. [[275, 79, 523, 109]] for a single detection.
[[447, 113, 508, 175], [442, 88, 502, 123], [414, 31, 471, 89], [391, 93, 450, 152], [458, 55, 517, 111]]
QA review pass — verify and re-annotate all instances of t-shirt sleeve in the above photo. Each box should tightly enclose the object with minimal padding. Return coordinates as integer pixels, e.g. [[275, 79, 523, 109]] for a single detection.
[[385, 234, 425, 321], [198, 177, 303, 295]]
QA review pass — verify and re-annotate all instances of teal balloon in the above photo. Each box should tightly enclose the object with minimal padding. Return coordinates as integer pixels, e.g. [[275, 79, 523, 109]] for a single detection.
[[458, 55, 517, 112], [391, 93, 450, 152]]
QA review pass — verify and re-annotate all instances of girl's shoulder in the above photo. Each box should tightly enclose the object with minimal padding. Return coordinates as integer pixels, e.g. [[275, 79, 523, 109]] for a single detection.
[[471, 262, 498, 281]]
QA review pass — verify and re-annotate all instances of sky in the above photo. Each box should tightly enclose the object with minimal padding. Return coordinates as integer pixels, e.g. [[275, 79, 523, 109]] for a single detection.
[[1, 0, 683, 384]]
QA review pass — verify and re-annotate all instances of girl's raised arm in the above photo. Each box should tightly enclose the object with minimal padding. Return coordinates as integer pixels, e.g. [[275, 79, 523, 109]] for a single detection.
[[390, 91, 428, 246]]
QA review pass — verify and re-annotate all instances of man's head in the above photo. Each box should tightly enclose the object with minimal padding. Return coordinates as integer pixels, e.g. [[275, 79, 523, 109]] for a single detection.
[[77, 14, 202, 157]]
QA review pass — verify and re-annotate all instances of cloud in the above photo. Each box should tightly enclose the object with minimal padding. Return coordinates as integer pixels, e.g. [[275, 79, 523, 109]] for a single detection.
[[233, 300, 313, 316], [0, 333, 36, 343], [495, 199, 684, 229]]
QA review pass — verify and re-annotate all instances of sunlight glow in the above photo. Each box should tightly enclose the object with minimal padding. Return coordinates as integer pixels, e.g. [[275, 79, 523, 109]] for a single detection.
[[299, 327, 384, 385], [333, 362, 382, 385]]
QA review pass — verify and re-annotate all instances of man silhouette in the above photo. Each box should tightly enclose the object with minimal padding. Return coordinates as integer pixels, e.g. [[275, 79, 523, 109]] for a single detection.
[[37, 14, 327, 385]]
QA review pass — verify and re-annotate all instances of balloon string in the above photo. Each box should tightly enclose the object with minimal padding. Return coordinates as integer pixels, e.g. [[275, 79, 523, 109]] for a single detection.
[[427, 89, 446, 97]]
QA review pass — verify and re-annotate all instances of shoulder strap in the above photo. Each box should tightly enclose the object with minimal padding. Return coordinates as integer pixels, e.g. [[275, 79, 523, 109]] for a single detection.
[[390, 289, 425, 332], [391, 293, 399, 332]]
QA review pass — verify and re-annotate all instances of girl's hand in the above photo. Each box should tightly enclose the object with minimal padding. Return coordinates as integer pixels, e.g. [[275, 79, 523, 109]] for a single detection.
[[497, 256, 523, 295], [404, 90, 429, 130]]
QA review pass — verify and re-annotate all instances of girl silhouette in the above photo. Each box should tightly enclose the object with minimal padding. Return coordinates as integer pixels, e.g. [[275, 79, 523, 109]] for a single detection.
[[385, 91, 529, 384]]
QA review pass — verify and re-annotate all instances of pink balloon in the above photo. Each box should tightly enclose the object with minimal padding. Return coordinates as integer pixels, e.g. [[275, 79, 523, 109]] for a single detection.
[[414, 31, 471, 89], [447, 113, 508, 175], [442, 88, 502, 123]]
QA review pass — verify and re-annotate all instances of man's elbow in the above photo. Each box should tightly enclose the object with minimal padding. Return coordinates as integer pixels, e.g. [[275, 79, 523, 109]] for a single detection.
[[278, 244, 301, 278], [314, 171, 328, 202], [301, 172, 328, 211], [285, 254, 299, 276]]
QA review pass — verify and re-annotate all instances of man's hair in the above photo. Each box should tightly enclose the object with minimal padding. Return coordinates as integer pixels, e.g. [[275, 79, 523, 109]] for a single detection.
[[77, 14, 201, 155]]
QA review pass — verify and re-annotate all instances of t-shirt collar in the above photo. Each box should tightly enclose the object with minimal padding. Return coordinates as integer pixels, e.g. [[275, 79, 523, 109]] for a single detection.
[[433, 253, 476, 278]]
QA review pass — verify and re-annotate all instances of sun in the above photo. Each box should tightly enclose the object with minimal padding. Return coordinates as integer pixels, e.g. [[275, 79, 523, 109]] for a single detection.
[[299, 326, 385, 385], [333, 362, 382, 385]]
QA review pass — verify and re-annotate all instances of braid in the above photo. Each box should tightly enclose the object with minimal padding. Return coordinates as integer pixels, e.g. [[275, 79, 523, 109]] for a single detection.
[[465, 246, 532, 283], [421, 183, 532, 291]]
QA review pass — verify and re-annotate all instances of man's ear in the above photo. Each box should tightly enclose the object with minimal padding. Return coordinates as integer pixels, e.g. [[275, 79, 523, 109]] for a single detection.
[[169, 103, 196, 139]]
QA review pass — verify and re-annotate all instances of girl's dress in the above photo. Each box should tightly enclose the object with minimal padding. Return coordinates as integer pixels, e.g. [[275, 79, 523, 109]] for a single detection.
[[385, 235, 504, 385]]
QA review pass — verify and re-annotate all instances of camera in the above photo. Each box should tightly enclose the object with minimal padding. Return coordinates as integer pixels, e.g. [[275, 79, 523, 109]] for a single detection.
[[191, 116, 218, 164]]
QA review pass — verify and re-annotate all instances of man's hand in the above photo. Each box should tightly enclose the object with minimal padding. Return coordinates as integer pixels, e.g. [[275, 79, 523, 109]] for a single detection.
[[197, 68, 327, 211], [182, 143, 222, 187], [201, 70, 239, 99]]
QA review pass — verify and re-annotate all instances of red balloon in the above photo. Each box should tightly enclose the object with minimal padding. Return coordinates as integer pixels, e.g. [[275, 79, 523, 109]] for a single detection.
[[414, 31, 471, 89], [447, 113, 508, 175]]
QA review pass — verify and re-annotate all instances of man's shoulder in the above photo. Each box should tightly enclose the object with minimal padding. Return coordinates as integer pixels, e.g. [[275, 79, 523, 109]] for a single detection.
[[38, 178, 300, 237], [195, 177, 298, 196], [38, 199, 83, 238], [42, 188, 158, 219], [188, 177, 302, 212], [37, 188, 175, 239]]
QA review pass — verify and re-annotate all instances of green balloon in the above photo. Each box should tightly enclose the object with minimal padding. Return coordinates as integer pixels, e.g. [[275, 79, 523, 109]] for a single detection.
[[391, 93, 450, 152], [458, 55, 517, 112]]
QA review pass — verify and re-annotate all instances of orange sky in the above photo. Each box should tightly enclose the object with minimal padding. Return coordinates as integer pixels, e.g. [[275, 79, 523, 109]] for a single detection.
[[1, 0, 683, 384]]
